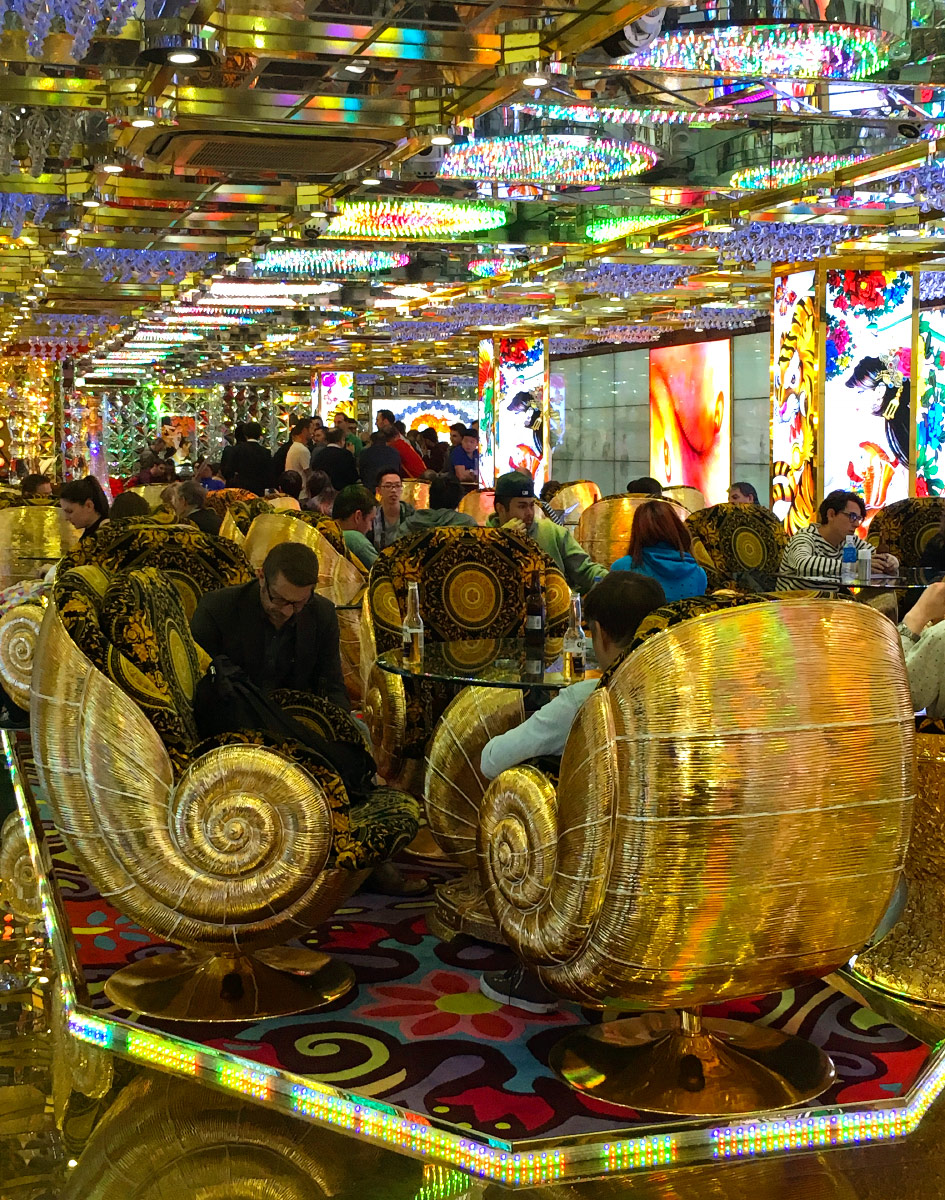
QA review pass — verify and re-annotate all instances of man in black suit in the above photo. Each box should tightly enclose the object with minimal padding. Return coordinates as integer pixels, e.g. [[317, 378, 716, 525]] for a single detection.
[[228, 420, 272, 496], [310, 427, 359, 492], [191, 541, 348, 710]]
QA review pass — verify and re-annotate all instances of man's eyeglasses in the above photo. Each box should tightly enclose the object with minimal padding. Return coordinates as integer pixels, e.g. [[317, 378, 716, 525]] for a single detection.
[[378, 481, 402, 490], [264, 578, 311, 614], [843, 509, 862, 522]]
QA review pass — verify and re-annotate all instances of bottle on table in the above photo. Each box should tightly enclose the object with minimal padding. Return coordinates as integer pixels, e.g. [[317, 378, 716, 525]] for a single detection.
[[402, 580, 424, 668], [524, 568, 545, 677], [841, 535, 857, 584], [857, 541, 873, 583], [563, 590, 586, 683]]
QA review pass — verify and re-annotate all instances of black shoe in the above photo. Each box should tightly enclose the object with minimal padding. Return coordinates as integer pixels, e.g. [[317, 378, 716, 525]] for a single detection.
[[480, 965, 558, 1013]]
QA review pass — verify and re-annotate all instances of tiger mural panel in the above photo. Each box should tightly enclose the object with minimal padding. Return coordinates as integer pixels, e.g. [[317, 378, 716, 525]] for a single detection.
[[772, 289, 818, 535]]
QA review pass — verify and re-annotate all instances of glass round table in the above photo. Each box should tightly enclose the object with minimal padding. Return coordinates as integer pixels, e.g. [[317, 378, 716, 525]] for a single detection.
[[375, 637, 600, 693]]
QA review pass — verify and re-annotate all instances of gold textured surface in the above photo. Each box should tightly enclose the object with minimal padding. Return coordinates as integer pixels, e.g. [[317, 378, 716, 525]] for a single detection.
[[576, 495, 690, 571], [219, 508, 245, 544], [363, 660, 406, 783], [402, 480, 430, 510], [458, 488, 495, 525], [0, 810, 42, 920], [479, 598, 915, 1009], [243, 513, 365, 605], [663, 484, 706, 513], [0, 506, 78, 588], [549, 1011, 836, 1117], [853, 729, 945, 1004], [0, 600, 44, 710], [129, 485, 169, 508], [549, 481, 602, 523]]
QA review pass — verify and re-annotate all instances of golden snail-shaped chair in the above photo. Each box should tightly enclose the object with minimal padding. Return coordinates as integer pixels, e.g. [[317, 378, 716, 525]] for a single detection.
[[852, 716, 945, 1004], [663, 483, 706, 513], [127, 484, 171, 509], [32, 563, 419, 1022], [576, 495, 689, 572], [685, 502, 788, 593], [479, 598, 914, 1116], [243, 512, 367, 704], [547, 480, 601, 526], [402, 479, 430, 510], [362, 526, 571, 793], [458, 488, 495, 525], [0, 502, 78, 588], [867, 497, 945, 568]]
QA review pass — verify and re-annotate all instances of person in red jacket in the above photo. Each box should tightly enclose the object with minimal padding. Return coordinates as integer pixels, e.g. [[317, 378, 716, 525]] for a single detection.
[[384, 425, 426, 479]]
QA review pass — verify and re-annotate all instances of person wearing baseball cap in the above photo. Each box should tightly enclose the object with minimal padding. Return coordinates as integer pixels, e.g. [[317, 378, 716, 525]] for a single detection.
[[488, 471, 608, 594]]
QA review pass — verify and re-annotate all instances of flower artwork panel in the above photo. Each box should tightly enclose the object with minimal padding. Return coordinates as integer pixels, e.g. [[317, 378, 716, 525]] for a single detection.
[[772, 269, 818, 532], [918, 307, 945, 497]]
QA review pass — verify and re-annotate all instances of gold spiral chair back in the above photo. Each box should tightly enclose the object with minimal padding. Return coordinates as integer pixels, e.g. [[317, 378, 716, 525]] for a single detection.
[[547, 480, 601, 525], [480, 597, 915, 1009], [242, 512, 364, 606], [0, 505, 78, 589], [576, 495, 689, 571], [127, 484, 170, 509], [457, 488, 495, 525], [663, 484, 706, 512], [402, 479, 430, 510]]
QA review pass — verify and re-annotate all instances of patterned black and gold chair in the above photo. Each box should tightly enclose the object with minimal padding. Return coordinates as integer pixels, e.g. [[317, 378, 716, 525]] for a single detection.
[[203, 486, 258, 520], [852, 716, 945, 1004], [867, 497, 945, 568], [362, 526, 570, 793], [31, 563, 419, 1022], [479, 597, 914, 1117], [685, 503, 788, 593], [576, 495, 689, 572]]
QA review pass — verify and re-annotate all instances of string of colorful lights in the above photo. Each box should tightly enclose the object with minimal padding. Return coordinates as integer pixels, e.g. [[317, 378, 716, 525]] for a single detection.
[[439, 135, 658, 185], [730, 153, 870, 190], [255, 248, 410, 276], [619, 23, 889, 81], [584, 213, 676, 243], [325, 199, 508, 240], [514, 103, 733, 127]]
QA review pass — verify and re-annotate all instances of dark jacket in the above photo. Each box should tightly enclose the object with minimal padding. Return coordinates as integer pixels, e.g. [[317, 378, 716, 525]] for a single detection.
[[359, 442, 402, 491], [310, 444, 359, 492], [403, 507, 476, 534], [229, 440, 272, 496], [186, 507, 222, 536], [190, 580, 349, 710]]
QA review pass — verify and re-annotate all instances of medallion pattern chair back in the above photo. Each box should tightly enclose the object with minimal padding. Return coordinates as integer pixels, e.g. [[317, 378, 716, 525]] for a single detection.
[[867, 497, 945, 568], [685, 502, 788, 592], [478, 598, 915, 1116], [32, 563, 418, 1023], [547, 481, 601, 526], [576, 495, 689, 571], [362, 526, 570, 788]]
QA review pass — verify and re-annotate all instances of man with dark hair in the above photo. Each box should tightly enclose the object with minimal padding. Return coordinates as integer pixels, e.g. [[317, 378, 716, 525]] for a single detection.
[[359, 430, 402, 491], [228, 420, 272, 497], [383, 423, 426, 480], [403, 472, 477, 533], [372, 470, 414, 549], [21, 472, 51, 498], [171, 478, 222, 535], [282, 418, 313, 498], [448, 422, 465, 448], [191, 542, 348, 708], [420, 426, 448, 472], [779, 489, 898, 587], [333, 484, 379, 568], [375, 408, 396, 432], [627, 476, 663, 496], [477, 570, 666, 1012], [450, 427, 479, 488], [728, 481, 759, 504], [310, 427, 359, 492]]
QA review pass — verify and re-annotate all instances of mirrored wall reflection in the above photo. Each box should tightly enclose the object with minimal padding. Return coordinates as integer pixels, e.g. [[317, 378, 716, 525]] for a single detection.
[[551, 332, 769, 501]]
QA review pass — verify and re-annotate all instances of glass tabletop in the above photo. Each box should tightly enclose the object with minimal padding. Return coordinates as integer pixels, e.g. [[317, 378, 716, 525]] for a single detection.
[[775, 567, 938, 593], [376, 637, 600, 691]]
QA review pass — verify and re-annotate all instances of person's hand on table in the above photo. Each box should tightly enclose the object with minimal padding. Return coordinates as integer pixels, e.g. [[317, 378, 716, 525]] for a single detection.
[[904, 580, 945, 637], [873, 552, 899, 575], [501, 517, 528, 538]]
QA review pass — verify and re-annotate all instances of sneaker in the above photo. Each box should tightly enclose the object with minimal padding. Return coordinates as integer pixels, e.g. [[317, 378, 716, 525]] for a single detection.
[[480, 965, 559, 1014]]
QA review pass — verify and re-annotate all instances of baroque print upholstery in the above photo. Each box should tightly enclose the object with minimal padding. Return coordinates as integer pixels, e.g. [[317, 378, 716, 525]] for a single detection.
[[60, 521, 253, 620], [203, 487, 258, 519], [228, 496, 278, 535], [686, 502, 788, 592], [867, 497, 945, 568]]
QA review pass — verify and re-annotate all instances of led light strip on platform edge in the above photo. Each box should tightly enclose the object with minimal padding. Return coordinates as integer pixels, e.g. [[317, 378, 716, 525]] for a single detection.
[[5, 728, 945, 1189]]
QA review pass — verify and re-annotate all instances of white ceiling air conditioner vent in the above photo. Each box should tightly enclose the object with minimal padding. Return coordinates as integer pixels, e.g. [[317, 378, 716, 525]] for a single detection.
[[145, 130, 395, 179]]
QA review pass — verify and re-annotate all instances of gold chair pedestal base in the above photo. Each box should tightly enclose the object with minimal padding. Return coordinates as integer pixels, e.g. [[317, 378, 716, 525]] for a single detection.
[[427, 872, 503, 944], [104, 949, 355, 1022], [549, 1009, 836, 1117]]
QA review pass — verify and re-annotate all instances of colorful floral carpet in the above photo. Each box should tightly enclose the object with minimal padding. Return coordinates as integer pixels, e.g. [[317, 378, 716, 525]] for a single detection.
[[20, 748, 932, 1145]]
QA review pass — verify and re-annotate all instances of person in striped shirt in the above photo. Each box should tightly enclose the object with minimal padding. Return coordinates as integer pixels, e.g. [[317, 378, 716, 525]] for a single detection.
[[778, 489, 898, 588]]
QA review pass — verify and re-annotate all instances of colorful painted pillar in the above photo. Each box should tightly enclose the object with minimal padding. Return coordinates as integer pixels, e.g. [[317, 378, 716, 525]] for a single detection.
[[771, 260, 917, 532], [477, 335, 550, 488]]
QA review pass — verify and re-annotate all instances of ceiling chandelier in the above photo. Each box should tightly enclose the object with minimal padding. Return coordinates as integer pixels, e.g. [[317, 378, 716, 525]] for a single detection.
[[730, 152, 869, 190], [469, 257, 517, 278], [514, 103, 732, 128], [584, 213, 675, 243], [439, 134, 658, 186], [255, 248, 410, 275], [325, 199, 508, 240], [618, 24, 888, 81]]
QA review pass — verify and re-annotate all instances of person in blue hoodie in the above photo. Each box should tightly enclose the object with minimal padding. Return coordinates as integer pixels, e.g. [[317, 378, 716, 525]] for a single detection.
[[611, 498, 707, 602]]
